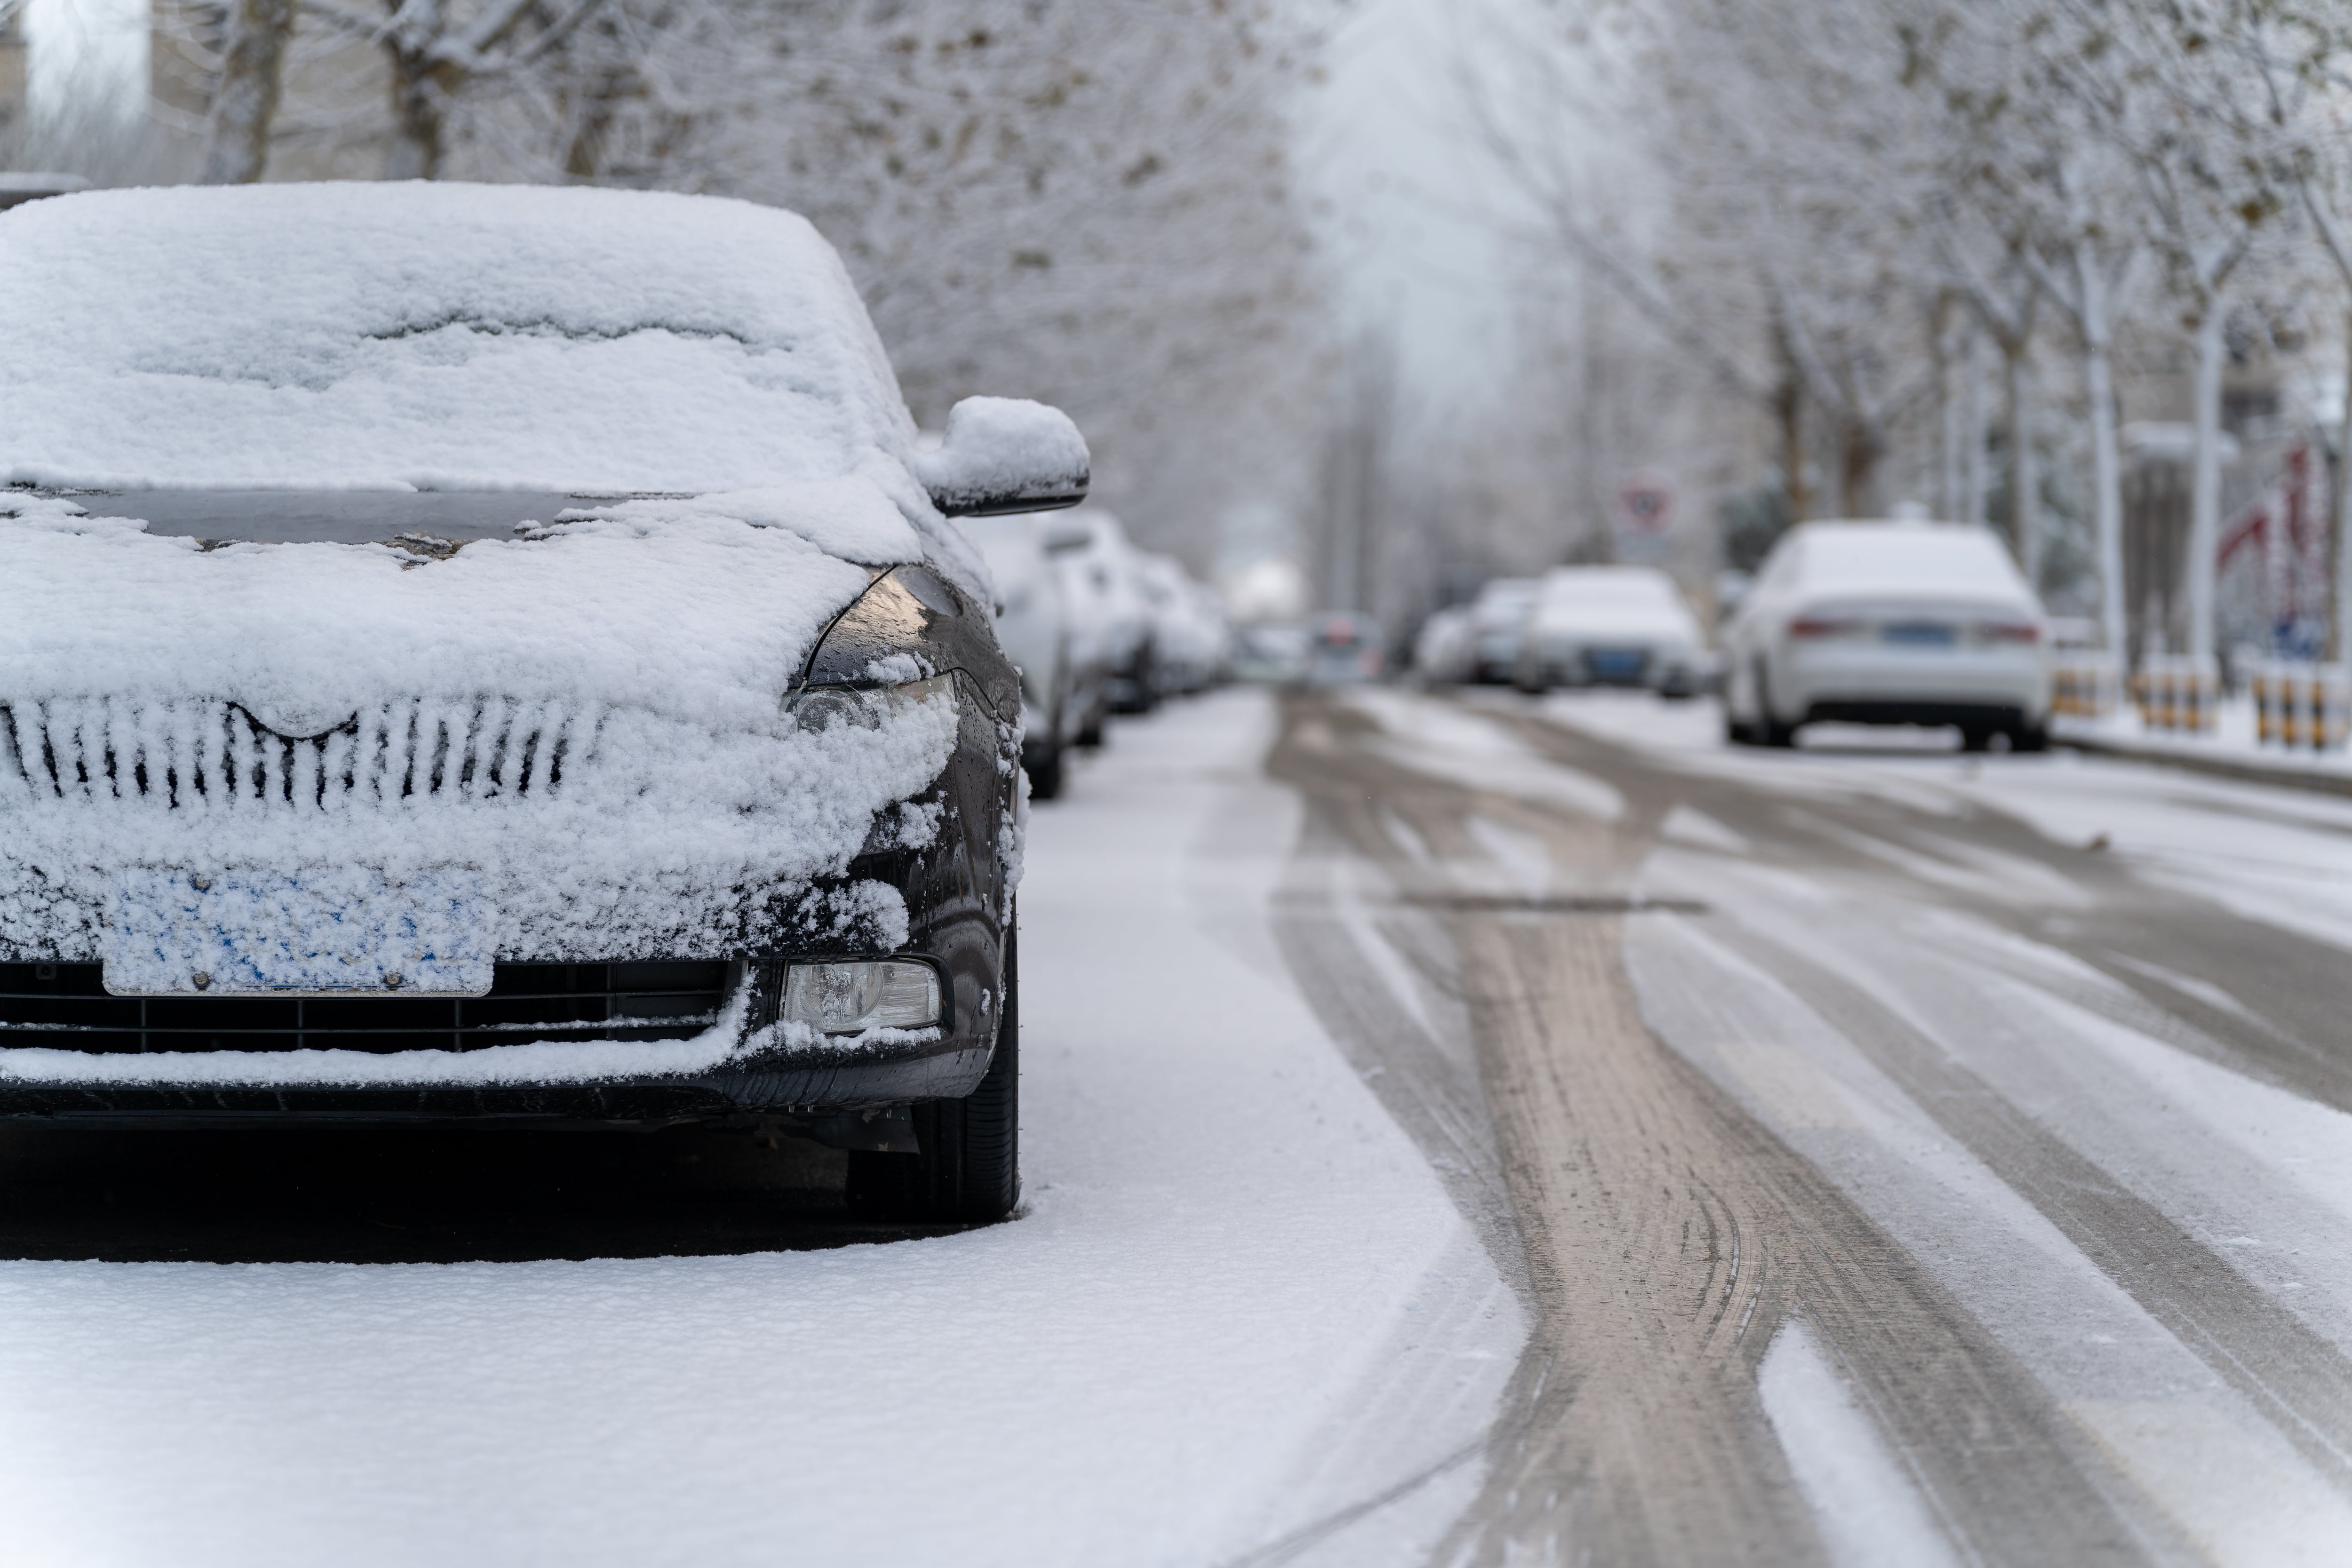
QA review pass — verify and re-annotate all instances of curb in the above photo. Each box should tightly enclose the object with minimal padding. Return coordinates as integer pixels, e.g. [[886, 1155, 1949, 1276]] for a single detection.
[[2059, 733, 2352, 800]]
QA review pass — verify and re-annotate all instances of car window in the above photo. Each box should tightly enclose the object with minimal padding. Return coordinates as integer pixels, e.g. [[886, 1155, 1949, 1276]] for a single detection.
[[1755, 537, 1803, 593], [1797, 529, 2024, 595]]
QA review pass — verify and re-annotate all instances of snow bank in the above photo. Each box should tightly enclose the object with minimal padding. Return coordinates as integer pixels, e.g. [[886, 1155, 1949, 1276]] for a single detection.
[[0, 492, 959, 965], [0, 183, 919, 496]]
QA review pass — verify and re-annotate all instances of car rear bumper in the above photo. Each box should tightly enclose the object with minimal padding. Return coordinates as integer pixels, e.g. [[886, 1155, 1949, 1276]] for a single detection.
[[1779, 645, 2048, 719]]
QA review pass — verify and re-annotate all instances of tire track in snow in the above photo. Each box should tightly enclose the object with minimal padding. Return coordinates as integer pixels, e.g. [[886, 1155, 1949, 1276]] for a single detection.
[[1269, 693, 2168, 1567]]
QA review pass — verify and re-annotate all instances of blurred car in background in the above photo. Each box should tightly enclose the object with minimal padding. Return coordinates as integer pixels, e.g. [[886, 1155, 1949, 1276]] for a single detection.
[[1721, 520, 2050, 751], [965, 511, 1094, 798], [1232, 621, 1312, 684], [1515, 566, 1706, 698], [1414, 605, 1478, 684], [1468, 577, 1540, 683], [1051, 509, 1150, 742], [1307, 612, 1385, 685], [1135, 553, 1229, 697]]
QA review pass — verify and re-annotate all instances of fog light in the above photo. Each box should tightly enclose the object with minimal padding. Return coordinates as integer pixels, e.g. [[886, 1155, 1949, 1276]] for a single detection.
[[782, 960, 941, 1034]]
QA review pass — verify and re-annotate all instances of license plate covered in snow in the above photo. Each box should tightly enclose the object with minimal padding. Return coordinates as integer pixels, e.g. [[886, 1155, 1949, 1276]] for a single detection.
[[103, 868, 492, 996]]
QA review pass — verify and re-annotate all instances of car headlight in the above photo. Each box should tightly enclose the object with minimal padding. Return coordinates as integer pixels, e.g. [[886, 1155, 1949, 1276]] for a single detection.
[[781, 958, 942, 1033], [787, 672, 959, 732], [795, 564, 1019, 721]]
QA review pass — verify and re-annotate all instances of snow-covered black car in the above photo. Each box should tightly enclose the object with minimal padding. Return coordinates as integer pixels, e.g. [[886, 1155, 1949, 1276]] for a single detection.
[[0, 183, 1089, 1221]]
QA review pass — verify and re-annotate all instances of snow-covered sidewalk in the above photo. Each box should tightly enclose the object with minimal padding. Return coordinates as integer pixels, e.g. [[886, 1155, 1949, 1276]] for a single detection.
[[2055, 699, 2352, 797], [0, 689, 1518, 1568]]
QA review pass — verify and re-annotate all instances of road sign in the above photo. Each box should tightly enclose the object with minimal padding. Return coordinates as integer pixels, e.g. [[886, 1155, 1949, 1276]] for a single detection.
[[1616, 473, 1676, 535]]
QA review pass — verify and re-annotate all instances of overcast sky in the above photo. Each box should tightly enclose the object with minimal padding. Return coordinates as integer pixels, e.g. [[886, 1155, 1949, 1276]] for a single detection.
[[1297, 0, 1531, 426]]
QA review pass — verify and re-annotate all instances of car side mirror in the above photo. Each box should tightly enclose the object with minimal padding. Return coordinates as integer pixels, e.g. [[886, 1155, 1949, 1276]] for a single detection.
[[913, 397, 1090, 517]]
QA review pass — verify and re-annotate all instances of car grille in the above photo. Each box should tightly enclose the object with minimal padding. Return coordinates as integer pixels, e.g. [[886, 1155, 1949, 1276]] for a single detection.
[[0, 697, 591, 810], [0, 962, 731, 1054]]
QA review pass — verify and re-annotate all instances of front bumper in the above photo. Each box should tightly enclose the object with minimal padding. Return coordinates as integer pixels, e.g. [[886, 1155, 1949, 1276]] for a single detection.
[[0, 1036, 992, 1132], [0, 689, 1019, 1125]]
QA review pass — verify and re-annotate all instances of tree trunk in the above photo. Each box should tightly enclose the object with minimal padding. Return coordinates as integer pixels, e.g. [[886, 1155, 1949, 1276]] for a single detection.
[[1938, 313, 1966, 523], [2079, 240, 2126, 657], [2086, 338, 2124, 654], [201, 0, 295, 184], [1963, 330, 1989, 528], [1773, 326, 1808, 524], [1841, 419, 1880, 518], [2079, 242, 2136, 658], [2187, 301, 2227, 665], [382, 0, 453, 183], [2335, 315, 2352, 673], [2003, 338, 2039, 592]]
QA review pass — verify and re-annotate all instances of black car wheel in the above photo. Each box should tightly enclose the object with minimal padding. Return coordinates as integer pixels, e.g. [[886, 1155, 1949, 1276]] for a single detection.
[[1025, 740, 1065, 801], [847, 922, 1020, 1224]]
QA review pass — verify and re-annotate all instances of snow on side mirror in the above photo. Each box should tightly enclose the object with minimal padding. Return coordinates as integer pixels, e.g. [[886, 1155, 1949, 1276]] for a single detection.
[[914, 397, 1090, 517]]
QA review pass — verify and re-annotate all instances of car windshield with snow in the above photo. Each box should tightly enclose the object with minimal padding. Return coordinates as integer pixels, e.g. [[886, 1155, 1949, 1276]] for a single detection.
[[0, 183, 1089, 1221]]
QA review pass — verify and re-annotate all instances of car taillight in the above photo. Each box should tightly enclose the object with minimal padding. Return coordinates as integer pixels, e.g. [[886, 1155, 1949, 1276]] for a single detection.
[[1787, 616, 1863, 640], [1976, 621, 2041, 643]]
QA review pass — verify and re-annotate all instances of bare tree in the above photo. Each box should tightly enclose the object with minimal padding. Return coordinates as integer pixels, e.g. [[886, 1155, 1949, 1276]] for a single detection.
[[202, 0, 297, 182], [293, 0, 612, 177]]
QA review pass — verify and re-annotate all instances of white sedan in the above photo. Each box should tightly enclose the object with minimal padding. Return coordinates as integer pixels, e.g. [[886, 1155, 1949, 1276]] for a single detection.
[[1515, 566, 1705, 696], [1721, 520, 2050, 751]]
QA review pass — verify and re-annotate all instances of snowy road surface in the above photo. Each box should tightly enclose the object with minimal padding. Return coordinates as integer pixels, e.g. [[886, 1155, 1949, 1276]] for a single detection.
[[0, 693, 1517, 1568], [1276, 685, 2352, 1566], [10, 684, 2352, 1566]]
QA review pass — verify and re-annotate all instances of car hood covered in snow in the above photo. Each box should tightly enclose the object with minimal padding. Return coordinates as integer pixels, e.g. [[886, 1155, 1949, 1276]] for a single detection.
[[0, 487, 964, 969]]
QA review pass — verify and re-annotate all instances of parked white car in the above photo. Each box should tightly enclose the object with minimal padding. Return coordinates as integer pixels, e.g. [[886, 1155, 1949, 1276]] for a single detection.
[[1055, 510, 1155, 725], [1514, 566, 1705, 697], [1414, 605, 1478, 684], [1133, 553, 1226, 697], [963, 511, 1093, 798], [1468, 578, 1540, 683], [1050, 509, 1151, 741], [1232, 621, 1311, 684], [1721, 520, 2050, 751]]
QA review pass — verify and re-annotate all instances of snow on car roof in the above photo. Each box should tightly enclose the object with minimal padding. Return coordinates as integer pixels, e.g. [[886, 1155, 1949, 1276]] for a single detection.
[[0, 182, 919, 494], [1536, 565, 1684, 605], [1791, 522, 2030, 598]]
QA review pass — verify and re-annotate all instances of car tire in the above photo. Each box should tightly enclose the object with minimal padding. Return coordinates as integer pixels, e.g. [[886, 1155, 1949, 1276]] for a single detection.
[[846, 923, 1020, 1225], [1959, 723, 1994, 753], [1724, 711, 1756, 745], [1750, 660, 1796, 747], [2009, 723, 2050, 754], [1025, 741, 1064, 801]]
